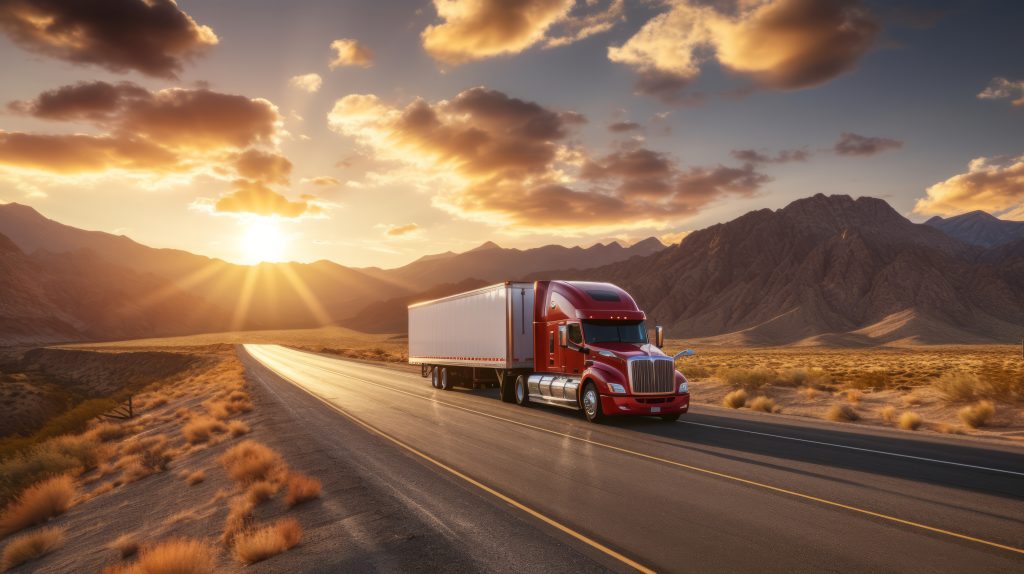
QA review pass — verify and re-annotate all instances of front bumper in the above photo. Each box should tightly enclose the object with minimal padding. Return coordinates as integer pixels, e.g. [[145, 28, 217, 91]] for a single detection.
[[600, 393, 689, 416]]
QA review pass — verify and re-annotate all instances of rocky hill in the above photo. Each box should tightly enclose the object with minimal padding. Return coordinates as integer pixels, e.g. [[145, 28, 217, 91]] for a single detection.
[[925, 210, 1024, 248]]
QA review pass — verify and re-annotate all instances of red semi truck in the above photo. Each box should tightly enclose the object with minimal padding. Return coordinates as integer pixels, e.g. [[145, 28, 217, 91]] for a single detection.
[[408, 280, 693, 422]]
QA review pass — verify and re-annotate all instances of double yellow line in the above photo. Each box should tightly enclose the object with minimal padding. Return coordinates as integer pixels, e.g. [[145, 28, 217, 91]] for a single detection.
[[248, 346, 1024, 572]]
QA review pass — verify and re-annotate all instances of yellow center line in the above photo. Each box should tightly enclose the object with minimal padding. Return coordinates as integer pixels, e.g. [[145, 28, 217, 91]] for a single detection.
[[248, 345, 1024, 558], [245, 345, 655, 574]]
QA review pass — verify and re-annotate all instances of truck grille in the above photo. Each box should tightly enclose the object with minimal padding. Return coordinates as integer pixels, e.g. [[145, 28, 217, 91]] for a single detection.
[[628, 358, 675, 394]]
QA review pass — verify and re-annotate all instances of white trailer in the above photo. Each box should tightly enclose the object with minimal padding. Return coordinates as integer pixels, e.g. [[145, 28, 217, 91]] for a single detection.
[[409, 282, 534, 393]]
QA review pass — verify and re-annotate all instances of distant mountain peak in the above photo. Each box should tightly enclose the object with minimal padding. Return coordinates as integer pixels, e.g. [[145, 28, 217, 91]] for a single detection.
[[468, 241, 501, 252], [925, 208, 1024, 247]]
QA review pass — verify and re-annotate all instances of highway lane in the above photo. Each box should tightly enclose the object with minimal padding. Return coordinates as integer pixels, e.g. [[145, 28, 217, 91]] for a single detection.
[[241, 344, 1024, 573]]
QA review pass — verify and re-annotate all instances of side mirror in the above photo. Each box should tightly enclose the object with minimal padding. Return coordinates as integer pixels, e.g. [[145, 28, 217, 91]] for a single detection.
[[654, 325, 664, 348], [673, 349, 695, 360]]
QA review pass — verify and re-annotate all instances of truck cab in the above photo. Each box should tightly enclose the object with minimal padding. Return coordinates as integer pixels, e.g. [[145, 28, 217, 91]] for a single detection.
[[523, 280, 690, 422]]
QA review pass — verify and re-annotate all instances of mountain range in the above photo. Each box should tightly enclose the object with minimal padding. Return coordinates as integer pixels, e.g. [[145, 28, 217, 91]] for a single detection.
[[925, 210, 1024, 248]]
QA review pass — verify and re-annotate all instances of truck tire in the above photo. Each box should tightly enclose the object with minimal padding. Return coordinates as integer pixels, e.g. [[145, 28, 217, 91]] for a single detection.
[[430, 367, 439, 389], [439, 367, 453, 391], [499, 372, 516, 403], [582, 382, 603, 423], [661, 413, 681, 422], [514, 374, 530, 406]]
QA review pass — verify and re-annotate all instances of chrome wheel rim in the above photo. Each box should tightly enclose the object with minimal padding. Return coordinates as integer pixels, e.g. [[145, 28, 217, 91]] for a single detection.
[[583, 388, 598, 417], [516, 378, 525, 402], [441, 370, 447, 389]]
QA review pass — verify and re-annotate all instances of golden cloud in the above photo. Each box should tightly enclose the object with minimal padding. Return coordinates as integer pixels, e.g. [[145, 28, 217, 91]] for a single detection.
[[609, 0, 878, 102], [977, 77, 1024, 108], [301, 176, 341, 187], [214, 180, 321, 219], [421, 0, 621, 64], [289, 73, 323, 93], [329, 39, 373, 68], [328, 87, 767, 232], [233, 149, 292, 185], [0, 0, 217, 78], [380, 223, 421, 238], [914, 156, 1024, 217], [0, 131, 178, 173]]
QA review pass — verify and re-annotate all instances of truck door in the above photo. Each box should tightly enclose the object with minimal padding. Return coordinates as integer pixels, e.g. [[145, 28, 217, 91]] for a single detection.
[[546, 324, 559, 370], [563, 322, 585, 375]]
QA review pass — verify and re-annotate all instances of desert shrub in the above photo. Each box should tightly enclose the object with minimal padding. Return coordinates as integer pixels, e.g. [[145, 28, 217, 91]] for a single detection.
[[748, 396, 779, 413], [778, 368, 832, 388], [2, 526, 64, 569], [798, 386, 818, 399], [719, 368, 777, 390], [0, 433, 101, 506], [110, 534, 139, 559], [232, 518, 302, 564], [879, 405, 897, 424], [722, 389, 748, 409], [847, 371, 891, 391], [126, 538, 216, 574], [845, 389, 862, 405], [0, 475, 75, 536], [246, 481, 278, 505], [285, 473, 322, 507], [898, 411, 923, 430], [933, 371, 981, 402], [185, 470, 205, 486], [148, 396, 169, 408], [958, 401, 995, 429], [826, 404, 859, 422], [90, 423, 127, 443], [227, 421, 250, 438], [182, 417, 228, 444], [220, 441, 284, 484], [682, 365, 712, 379], [221, 496, 255, 546]]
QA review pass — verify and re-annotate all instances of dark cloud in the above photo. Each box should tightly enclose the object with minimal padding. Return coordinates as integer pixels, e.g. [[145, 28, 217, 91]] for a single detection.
[[731, 148, 810, 164], [7, 81, 148, 121], [214, 180, 319, 218], [233, 149, 292, 185], [0, 0, 218, 78], [833, 132, 903, 156], [607, 121, 642, 133]]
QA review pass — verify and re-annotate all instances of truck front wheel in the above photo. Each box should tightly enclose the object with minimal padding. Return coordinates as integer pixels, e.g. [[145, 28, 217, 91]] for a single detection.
[[514, 375, 530, 406], [430, 367, 439, 389], [582, 382, 603, 423], [439, 367, 453, 391]]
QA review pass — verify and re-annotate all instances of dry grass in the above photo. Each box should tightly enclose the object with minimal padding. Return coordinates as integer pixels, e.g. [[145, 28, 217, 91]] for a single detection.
[[110, 534, 139, 559], [826, 404, 859, 422], [220, 441, 284, 484], [899, 412, 923, 430], [121, 435, 172, 482], [748, 396, 780, 414], [246, 481, 278, 505], [232, 518, 302, 564], [844, 389, 862, 405], [182, 416, 228, 444], [227, 420, 250, 438], [879, 405, 897, 424], [719, 367, 776, 390], [958, 401, 996, 429], [2, 526, 64, 570], [221, 496, 255, 546], [722, 389, 748, 409], [185, 470, 205, 486], [0, 475, 76, 536], [798, 386, 818, 399], [118, 538, 217, 574], [89, 422, 128, 442], [847, 370, 891, 390], [284, 473, 322, 507], [0, 434, 100, 509]]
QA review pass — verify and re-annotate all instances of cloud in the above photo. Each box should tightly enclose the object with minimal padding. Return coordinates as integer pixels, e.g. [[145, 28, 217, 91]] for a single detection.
[[328, 86, 767, 232], [0, 131, 178, 173], [379, 222, 421, 238], [289, 73, 323, 93], [731, 148, 810, 164], [233, 149, 292, 185], [0, 0, 217, 78], [833, 132, 903, 156], [977, 77, 1024, 108], [608, 121, 642, 133], [329, 38, 373, 68], [213, 180, 321, 218], [609, 0, 878, 102], [301, 176, 341, 187], [914, 156, 1024, 217], [421, 0, 621, 64]]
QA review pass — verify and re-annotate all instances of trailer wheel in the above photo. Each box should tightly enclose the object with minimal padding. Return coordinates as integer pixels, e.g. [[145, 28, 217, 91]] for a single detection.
[[439, 367, 453, 391], [514, 375, 529, 406], [582, 382, 603, 423], [660, 413, 681, 422], [499, 372, 516, 403], [430, 367, 440, 389]]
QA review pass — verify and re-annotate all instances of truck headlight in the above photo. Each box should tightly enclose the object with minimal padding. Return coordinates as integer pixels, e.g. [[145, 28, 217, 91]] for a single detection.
[[678, 381, 689, 394], [608, 383, 626, 394]]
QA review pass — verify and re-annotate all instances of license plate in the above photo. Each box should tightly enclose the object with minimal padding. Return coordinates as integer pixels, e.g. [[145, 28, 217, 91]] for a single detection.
[[651, 407, 661, 413]]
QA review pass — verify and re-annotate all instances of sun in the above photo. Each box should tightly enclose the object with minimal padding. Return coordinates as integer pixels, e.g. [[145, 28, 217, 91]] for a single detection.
[[241, 219, 288, 264]]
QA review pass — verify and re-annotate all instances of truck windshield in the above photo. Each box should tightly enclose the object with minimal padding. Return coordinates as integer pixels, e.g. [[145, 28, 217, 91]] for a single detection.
[[582, 320, 648, 344]]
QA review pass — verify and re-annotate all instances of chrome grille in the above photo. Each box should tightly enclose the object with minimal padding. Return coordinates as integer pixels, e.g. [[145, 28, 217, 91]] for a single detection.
[[628, 358, 675, 394]]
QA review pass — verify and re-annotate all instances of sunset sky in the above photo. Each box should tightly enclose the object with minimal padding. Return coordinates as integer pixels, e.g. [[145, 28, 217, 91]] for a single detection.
[[0, 0, 1022, 268]]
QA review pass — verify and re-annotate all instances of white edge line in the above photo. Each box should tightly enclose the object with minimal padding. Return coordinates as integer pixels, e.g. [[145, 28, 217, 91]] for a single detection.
[[679, 420, 1024, 477]]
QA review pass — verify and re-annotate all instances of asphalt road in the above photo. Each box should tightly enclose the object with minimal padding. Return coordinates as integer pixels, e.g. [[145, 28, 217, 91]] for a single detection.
[[240, 344, 1024, 573]]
